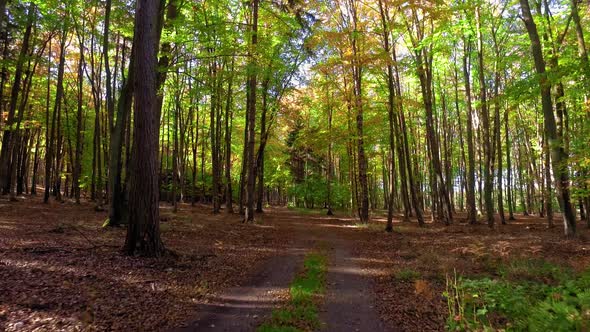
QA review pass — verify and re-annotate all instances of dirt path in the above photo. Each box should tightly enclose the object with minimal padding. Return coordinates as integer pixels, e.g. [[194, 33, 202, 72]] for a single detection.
[[320, 236, 394, 332], [173, 209, 313, 332], [174, 209, 392, 332], [173, 251, 306, 331]]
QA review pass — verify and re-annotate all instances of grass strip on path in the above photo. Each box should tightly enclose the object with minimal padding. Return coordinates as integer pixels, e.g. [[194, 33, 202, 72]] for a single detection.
[[258, 252, 327, 332]]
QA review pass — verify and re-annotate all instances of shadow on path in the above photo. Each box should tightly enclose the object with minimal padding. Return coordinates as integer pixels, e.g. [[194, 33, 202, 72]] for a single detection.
[[320, 236, 397, 332], [172, 251, 305, 332], [173, 208, 395, 332]]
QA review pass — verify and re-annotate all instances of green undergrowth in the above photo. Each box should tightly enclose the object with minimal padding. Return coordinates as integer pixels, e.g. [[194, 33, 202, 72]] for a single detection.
[[395, 268, 421, 282], [287, 206, 324, 215], [258, 252, 327, 332], [444, 258, 590, 331]]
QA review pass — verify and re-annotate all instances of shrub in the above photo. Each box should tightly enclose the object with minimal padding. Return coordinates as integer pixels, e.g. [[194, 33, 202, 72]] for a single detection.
[[444, 261, 590, 331]]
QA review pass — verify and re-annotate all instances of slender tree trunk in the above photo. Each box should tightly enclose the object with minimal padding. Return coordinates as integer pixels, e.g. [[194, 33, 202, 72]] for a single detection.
[[476, 8, 494, 227], [108, 41, 134, 225], [53, 30, 67, 203], [45, 28, 67, 204], [492, 57, 505, 225], [520, 0, 576, 237], [570, 0, 590, 86], [73, 21, 87, 204], [326, 91, 334, 216], [225, 60, 234, 213], [255, 74, 271, 213], [244, 0, 259, 222], [393, 47, 424, 225], [462, 38, 477, 224], [348, 0, 369, 223], [505, 109, 515, 220], [209, 56, 220, 213], [31, 129, 40, 195], [378, 0, 397, 231], [0, 29, 9, 130], [544, 134, 554, 227], [0, 0, 8, 30], [416, 53, 452, 225], [0, 3, 34, 196]]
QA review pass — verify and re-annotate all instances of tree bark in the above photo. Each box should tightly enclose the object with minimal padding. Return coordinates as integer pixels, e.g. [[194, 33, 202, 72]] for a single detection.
[[125, 0, 165, 256], [45, 27, 67, 204], [108, 41, 134, 225], [225, 59, 235, 213], [504, 109, 515, 220], [378, 0, 397, 231], [244, 0, 259, 222], [520, 0, 577, 237], [0, 3, 34, 196], [476, 8, 494, 227]]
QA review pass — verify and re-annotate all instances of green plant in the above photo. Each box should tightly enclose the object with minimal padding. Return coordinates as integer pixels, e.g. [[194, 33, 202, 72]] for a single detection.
[[395, 268, 421, 282], [498, 258, 572, 284], [443, 260, 590, 331], [258, 253, 327, 332]]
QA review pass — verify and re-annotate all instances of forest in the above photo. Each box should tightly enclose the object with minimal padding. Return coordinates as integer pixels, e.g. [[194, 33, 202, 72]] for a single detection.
[[0, 0, 589, 331]]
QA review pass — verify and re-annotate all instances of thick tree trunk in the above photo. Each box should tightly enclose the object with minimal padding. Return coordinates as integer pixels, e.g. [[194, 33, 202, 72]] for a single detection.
[[125, 0, 164, 257]]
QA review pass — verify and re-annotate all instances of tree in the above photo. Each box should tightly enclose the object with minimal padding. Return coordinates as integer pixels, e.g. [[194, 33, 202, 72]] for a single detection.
[[124, 0, 164, 256], [244, 0, 259, 222], [519, 0, 577, 237]]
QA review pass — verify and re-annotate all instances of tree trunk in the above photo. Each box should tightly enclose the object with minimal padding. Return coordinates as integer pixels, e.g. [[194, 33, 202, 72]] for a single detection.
[[393, 47, 424, 225], [349, 0, 369, 223], [244, 0, 259, 222], [0, 3, 34, 196], [73, 20, 87, 204], [108, 41, 134, 225], [416, 52, 452, 225], [378, 0, 397, 231], [225, 59, 234, 213], [520, 0, 577, 237], [476, 8, 494, 227], [30, 129, 40, 195], [504, 109, 515, 220], [45, 27, 67, 204], [463, 35, 477, 224], [326, 86, 334, 216], [255, 74, 271, 214], [125, 0, 164, 257]]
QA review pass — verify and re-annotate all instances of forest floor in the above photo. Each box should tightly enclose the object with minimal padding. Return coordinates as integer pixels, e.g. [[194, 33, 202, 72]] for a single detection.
[[1, 195, 589, 331]]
